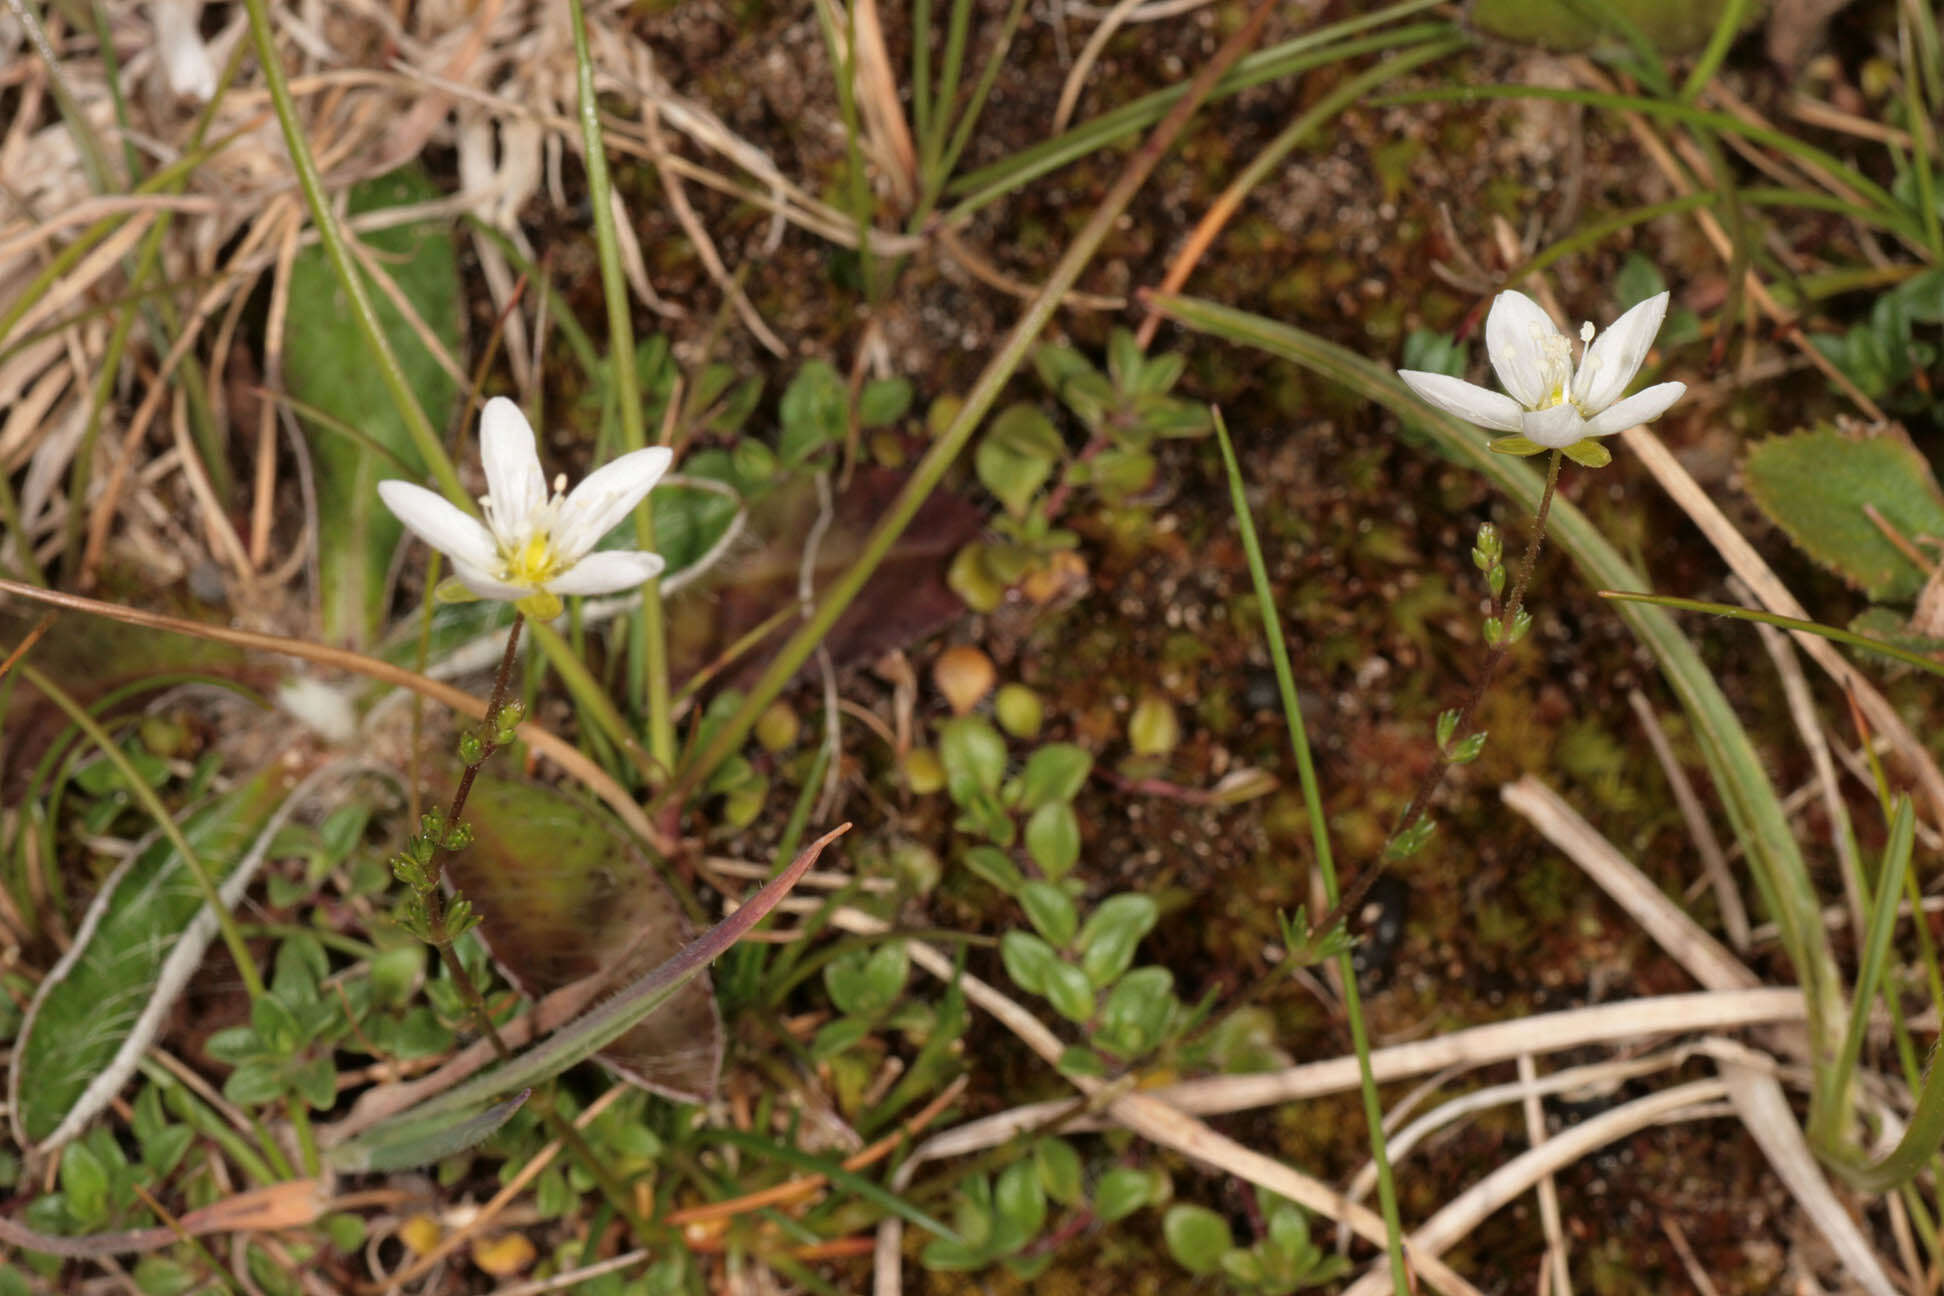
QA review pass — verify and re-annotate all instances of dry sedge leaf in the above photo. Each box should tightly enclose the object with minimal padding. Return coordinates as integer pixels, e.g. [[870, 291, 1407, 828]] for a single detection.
[[446, 773, 724, 1102]]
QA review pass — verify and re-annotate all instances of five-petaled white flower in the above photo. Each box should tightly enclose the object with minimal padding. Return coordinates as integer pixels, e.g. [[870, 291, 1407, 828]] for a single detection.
[[378, 397, 673, 620], [1398, 289, 1686, 461]]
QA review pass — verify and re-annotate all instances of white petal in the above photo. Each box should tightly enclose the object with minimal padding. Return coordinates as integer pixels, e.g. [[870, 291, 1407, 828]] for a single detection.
[[556, 446, 674, 557], [378, 480, 499, 571], [1484, 290, 1559, 409], [479, 397, 547, 537], [449, 560, 533, 602], [545, 549, 667, 596], [1573, 292, 1668, 412], [155, 0, 216, 101], [1521, 404, 1587, 448], [1397, 371, 1525, 432], [1582, 381, 1686, 437]]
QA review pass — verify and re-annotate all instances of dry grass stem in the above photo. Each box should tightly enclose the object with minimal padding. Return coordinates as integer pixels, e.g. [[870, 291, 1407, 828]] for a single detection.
[[1628, 688, 1751, 951], [1501, 776, 1759, 992], [1713, 1042, 1900, 1296]]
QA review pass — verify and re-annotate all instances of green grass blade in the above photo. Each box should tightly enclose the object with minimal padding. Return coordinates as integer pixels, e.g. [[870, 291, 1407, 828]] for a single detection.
[[19, 663, 265, 1004], [238, 0, 466, 506], [565, 0, 675, 770], [1828, 798, 1914, 1146], [1212, 410, 1407, 1289], [1679, 0, 1754, 102], [1599, 592, 1944, 678]]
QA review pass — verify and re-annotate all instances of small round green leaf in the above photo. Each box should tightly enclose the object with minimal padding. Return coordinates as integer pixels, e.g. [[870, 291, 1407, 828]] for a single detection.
[[1019, 880, 1078, 948], [1163, 1204, 1233, 1275], [1077, 894, 1158, 988]]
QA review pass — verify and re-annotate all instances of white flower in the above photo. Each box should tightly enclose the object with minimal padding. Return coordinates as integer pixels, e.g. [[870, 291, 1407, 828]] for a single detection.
[[1398, 289, 1686, 456], [378, 398, 673, 619]]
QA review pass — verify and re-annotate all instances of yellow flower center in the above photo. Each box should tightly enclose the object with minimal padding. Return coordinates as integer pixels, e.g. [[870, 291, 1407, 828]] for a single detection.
[[501, 532, 560, 587]]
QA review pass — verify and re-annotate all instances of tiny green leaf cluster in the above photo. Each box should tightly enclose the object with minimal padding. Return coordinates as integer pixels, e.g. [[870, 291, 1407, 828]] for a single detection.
[[1163, 1192, 1349, 1292], [953, 330, 1209, 610]]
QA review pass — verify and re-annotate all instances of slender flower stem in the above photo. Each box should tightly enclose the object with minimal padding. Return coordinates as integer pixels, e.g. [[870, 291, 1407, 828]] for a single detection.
[[407, 612, 654, 1237], [417, 612, 525, 1061], [1321, 449, 1565, 935], [1213, 412, 1408, 1291]]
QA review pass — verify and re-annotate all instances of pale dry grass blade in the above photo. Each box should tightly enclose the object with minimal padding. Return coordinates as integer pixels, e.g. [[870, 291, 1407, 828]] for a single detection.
[[251, 205, 303, 568], [1519, 1053, 1573, 1296], [1660, 1216, 1725, 1296], [1712, 1040, 1900, 1296], [1344, 1048, 1704, 1209], [1788, 93, 1915, 148], [169, 385, 252, 584], [1054, 0, 1144, 133], [1618, 425, 1944, 838], [842, 0, 917, 208], [638, 91, 784, 355], [1502, 775, 1759, 992], [1629, 688, 1751, 951], [1151, 989, 1803, 1117], [1341, 1080, 1734, 1296]]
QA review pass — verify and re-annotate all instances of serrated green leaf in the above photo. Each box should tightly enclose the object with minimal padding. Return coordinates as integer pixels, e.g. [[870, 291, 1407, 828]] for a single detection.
[[1742, 426, 1944, 602]]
